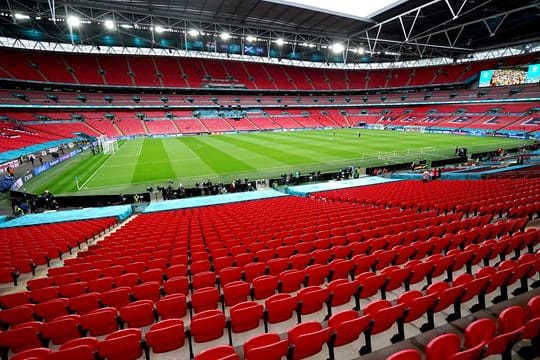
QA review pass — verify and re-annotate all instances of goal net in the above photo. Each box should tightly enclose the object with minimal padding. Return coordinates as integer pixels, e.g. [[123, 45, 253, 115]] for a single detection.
[[97, 136, 118, 154]]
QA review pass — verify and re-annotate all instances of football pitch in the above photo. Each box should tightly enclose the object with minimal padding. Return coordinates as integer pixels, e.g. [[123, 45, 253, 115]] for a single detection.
[[23, 129, 529, 196]]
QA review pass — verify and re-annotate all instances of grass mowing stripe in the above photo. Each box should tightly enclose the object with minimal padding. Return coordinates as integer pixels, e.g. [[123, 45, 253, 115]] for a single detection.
[[209, 134, 314, 165], [162, 138, 216, 179], [131, 139, 176, 183], [182, 136, 256, 173], [255, 132, 365, 158]]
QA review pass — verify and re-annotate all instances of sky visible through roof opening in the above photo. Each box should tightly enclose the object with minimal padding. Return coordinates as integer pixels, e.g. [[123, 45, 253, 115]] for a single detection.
[[265, 0, 405, 19]]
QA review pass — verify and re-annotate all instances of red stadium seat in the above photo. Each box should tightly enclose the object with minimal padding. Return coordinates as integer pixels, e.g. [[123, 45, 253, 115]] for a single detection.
[[264, 293, 299, 331], [327, 310, 371, 360], [11, 347, 51, 360], [190, 310, 228, 357], [155, 294, 187, 320], [163, 276, 189, 295], [191, 287, 221, 314], [101, 287, 132, 309], [425, 333, 461, 360], [229, 301, 264, 333], [97, 328, 143, 360], [0, 324, 43, 355], [194, 345, 239, 360], [223, 281, 251, 307], [68, 292, 100, 315], [386, 349, 422, 360], [119, 300, 156, 328], [251, 275, 279, 300], [145, 319, 186, 355], [46, 345, 95, 360], [40, 315, 81, 345], [243, 333, 288, 360], [360, 300, 406, 354], [80, 307, 119, 337], [0, 304, 35, 328], [287, 321, 332, 360]]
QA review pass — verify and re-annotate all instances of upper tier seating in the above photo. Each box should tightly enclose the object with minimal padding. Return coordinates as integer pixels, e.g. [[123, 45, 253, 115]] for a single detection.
[[0, 49, 535, 90]]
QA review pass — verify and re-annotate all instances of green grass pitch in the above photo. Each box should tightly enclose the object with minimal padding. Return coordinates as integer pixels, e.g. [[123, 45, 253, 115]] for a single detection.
[[22, 129, 529, 196]]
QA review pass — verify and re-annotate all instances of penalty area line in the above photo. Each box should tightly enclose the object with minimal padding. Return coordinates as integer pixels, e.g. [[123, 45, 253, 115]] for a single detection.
[[78, 154, 116, 190]]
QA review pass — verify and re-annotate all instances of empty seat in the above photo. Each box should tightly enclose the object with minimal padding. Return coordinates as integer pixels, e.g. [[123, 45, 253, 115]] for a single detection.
[[119, 300, 156, 328], [425, 333, 460, 360], [0, 304, 35, 328], [145, 319, 186, 355], [264, 293, 299, 331], [360, 300, 406, 354], [101, 287, 132, 309], [11, 348, 51, 360], [192, 271, 217, 290], [194, 345, 239, 360], [34, 298, 69, 322], [252, 275, 279, 300], [163, 276, 189, 295], [97, 328, 143, 360], [132, 281, 161, 302], [243, 332, 288, 360], [327, 310, 371, 360], [0, 324, 43, 355], [189, 310, 228, 358], [229, 301, 264, 333], [386, 349, 422, 360], [40, 315, 81, 345], [80, 307, 119, 337], [191, 287, 220, 314], [68, 292, 100, 315], [155, 294, 187, 320], [287, 321, 332, 360], [223, 281, 250, 307], [46, 344, 95, 360]]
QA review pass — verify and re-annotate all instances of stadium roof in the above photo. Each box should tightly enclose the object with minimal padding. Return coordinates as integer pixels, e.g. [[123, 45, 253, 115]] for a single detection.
[[0, 0, 539, 64]]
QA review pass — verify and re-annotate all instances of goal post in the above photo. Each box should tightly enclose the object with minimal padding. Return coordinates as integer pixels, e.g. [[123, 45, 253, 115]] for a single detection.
[[97, 136, 118, 155]]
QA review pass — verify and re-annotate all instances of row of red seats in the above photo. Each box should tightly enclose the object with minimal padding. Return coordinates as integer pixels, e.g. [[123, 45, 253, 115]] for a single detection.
[[389, 294, 540, 360], [0, 318, 187, 360], [0, 218, 118, 286], [317, 179, 540, 216], [1, 49, 534, 90], [2, 251, 537, 360], [23, 215, 523, 299], [3, 226, 536, 332], [190, 290, 540, 360]]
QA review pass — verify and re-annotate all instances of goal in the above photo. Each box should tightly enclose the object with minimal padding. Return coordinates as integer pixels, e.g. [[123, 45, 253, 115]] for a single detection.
[[98, 136, 119, 154]]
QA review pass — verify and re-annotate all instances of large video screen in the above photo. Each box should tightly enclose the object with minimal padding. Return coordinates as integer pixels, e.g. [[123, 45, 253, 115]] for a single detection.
[[526, 64, 540, 83], [479, 64, 540, 87]]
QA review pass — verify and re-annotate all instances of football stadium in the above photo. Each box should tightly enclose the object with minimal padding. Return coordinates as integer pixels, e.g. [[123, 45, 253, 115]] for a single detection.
[[0, 0, 539, 359]]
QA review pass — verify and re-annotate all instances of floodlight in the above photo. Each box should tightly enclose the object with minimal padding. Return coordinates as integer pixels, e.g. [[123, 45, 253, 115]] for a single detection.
[[220, 32, 231, 40], [155, 26, 165, 33], [358, 47, 365, 55], [14, 13, 30, 20], [246, 35, 256, 42], [67, 16, 80, 27], [275, 38, 284, 46], [188, 29, 200, 37], [120, 24, 133, 29], [104, 20, 115, 29], [331, 43, 345, 54]]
